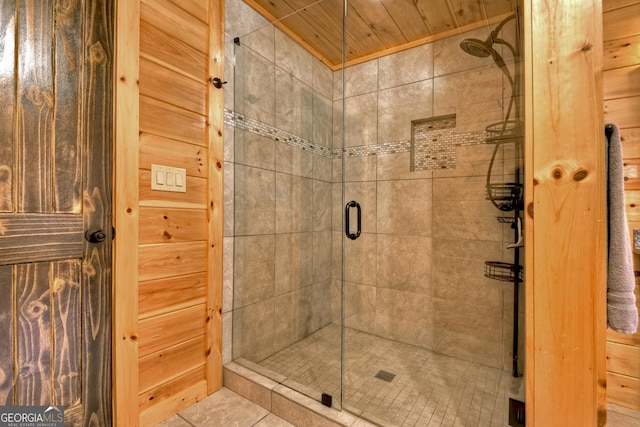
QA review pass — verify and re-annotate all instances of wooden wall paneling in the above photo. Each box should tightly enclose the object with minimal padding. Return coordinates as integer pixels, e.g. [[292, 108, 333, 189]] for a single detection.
[[525, 1, 606, 425], [379, 0, 430, 40], [138, 305, 206, 357], [138, 273, 207, 319], [139, 207, 207, 244], [0, 0, 16, 213], [0, 214, 83, 265], [17, 0, 54, 213], [624, 190, 640, 221], [140, 95, 207, 145], [607, 372, 640, 409], [139, 57, 206, 115], [415, 0, 458, 35], [16, 262, 52, 405], [139, 0, 207, 53], [139, 20, 206, 83], [138, 336, 205, 393], [139, 134, 207, 177], [604, 0, 640, 12], [167, 0, 207, 20], [348, 0, 408, 48], [138, 366, 205, 413], [603, 2, 640, 41], [482, 0, 514, 18], [607, 341, 640, 377], [0, 265, 13, 405], [621, 128, 640, 157], [604, 65, 640, 99], [114, 0, 140, 424], [207, 0, 224, 393], [605, 96, 640, 128], [52, 260, 81, 407], [138, 241, 207, 282], [139, 377, 206, 427], [604, 34, 640, 70], [446, 0, 485, 26], [139, 171, 208, 209], [53, 0, 82, 213]]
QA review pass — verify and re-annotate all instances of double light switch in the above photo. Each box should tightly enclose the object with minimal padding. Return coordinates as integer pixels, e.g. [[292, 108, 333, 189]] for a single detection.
[[151, 164, 187, 192]]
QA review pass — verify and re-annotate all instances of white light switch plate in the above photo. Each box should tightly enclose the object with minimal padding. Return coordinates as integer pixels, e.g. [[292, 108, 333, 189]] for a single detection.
[[151, 164, 187, 193]]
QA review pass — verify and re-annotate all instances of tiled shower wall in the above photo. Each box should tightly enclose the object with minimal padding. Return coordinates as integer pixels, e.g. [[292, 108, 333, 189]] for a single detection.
[[224, 0, 523, 373]]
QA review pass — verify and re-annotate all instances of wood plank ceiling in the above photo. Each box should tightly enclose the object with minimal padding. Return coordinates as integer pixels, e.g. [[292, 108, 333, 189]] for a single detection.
[[243, 0, 517, 69]]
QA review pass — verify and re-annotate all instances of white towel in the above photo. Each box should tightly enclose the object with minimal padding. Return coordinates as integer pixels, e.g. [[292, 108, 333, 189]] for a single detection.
[[606, 123, 638, 334]]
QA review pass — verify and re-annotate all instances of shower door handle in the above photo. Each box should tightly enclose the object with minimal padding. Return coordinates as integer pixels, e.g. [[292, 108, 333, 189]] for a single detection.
[[345, 200, 361, 240]]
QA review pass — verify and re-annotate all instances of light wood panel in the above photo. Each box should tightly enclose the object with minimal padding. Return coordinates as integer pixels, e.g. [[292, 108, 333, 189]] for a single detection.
[[139, 170, 208, 208], [525, 1, 606, 426], [604, 65, 640, 100], [608, 372, 640, 409], [607, 341, 640, 377], [138, 241, 207, 282], [139, 207, 207, 244], [138, 305, 206, 357], [139, 133, 207, 178], [140, 0, 207, 53], [138, 336, 206, 393], [138, 273, 207, 319], [604, 34, 640, 70], [244, 0, 517, 69], [138, 366, 205, 412], [139, 379, 207, 426], [114, 0, 141, 424], [603, 2, 640, 41], [140, 95, 207, 145]]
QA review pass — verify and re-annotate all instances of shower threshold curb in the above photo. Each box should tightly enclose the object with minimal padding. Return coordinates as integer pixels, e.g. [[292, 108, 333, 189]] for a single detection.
[[223, 361, 378, 427]]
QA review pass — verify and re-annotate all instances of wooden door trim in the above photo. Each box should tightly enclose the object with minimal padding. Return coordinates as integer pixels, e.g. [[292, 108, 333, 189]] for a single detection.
[[206, 0, 224, 393], [113, 0, 140, 425]]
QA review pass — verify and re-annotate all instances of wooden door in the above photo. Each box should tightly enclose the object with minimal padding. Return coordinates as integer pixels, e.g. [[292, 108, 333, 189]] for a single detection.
[[0, 1, 113, 425]]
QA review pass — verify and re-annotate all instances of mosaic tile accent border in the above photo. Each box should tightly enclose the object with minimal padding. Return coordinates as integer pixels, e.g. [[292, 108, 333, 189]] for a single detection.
[[412, 114, 486, 171], [225, 108, 487, 170], [224, 109, 333, 158]]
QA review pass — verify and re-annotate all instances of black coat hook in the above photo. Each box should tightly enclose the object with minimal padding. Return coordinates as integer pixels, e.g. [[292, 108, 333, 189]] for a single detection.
[[210, 77, 227, 89]]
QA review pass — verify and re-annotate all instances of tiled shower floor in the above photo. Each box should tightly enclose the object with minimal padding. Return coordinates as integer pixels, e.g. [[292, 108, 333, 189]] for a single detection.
[[257, 324, 524, 427]]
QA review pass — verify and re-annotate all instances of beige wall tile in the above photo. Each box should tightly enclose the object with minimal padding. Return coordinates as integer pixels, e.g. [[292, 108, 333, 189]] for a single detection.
[[377, 179, 432, 236], [275, 173, 313, 233], [235, 130, 275, 170], [233, 299, 275, 361], [344, 232, 377, 286], [275, 29, 313, 86], [234, 165, 275, 235], [343, 282, 376, 334], [379, 43, 433, 90], [238, 48, 276, 125], [313, 230, 332, 283], [275, 68, 313, 140], [376, 235, 432, 294], [378, 80, 433, 143], [275, 141, 313, 178], [313, 180, 332, 231], [341, 93, 378, 147], [275, 232, 313, 296], [374, 288, 435, 349], [234, 235, 275, 308], [344, 60, 378, 98], [313, 93, 334, 148], [376, 152, 433, 180]]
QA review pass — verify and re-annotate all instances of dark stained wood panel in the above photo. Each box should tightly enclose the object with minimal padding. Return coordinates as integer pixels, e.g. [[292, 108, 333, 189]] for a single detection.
[[17, 0, 54, 213], [0, 213, 83, 265], [52, 260, 81, 407], [53, 0, 82, 214], [0, 266, 13, 405], [140, 20, 207, 82], [16, 262, 52, 405], [0, 1, 16, 213]]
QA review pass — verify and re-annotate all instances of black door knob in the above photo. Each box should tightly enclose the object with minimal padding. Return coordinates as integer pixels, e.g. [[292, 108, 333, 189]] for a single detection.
[[85, 229, 107, 243]]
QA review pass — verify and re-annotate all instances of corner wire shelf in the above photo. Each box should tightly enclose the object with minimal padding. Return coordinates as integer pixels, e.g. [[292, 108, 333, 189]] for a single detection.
[[485, 120, 522, 144], [484, 261, 523, 283]]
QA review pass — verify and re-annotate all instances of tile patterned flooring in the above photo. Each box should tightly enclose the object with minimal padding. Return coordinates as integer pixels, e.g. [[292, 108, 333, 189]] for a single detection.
[[157, 324, 640, 426]]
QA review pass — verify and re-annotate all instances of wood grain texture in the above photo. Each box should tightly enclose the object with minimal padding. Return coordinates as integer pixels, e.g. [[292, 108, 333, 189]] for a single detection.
[[53, 0, 82, 214], [17, 0, 54, 213], [603, 2, 640, 40], [526, 1, 606, 425], [138, 241, 207, 282], [139, 207, 207, 245], [0, 0, 16, 213], [139, 133, 207, 178], [0, 213, 83, 265], [207, 0, 224, 394], [140, 20, 206, 83], [604, 65, 640, 100], [138, 366, 205, 412], [140, 0, 207, 53], [607, 341, 640, 377], [114, 0, 140, 423], [16, 262, 52, 406], [0, 266, 13, 405], [52, 260, 81, 407], [607, 372, 640, 409], [139, 379, 206, 427], [140, 95, 207, 146], [604, 34, 640, 70], [138, 304, 206, 357], [138, 273, 206, 319], [605, 96, 640, 128], [139, 56, 206, 115], [138, 336, 205, 393]]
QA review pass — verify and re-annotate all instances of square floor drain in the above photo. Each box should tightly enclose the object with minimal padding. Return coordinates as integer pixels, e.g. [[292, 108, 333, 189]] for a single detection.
[[375, 370, 396, 382]]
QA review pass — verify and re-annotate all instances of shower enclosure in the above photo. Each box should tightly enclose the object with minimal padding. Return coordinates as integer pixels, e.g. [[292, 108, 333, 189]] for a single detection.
[[226, 0, 525, 424]]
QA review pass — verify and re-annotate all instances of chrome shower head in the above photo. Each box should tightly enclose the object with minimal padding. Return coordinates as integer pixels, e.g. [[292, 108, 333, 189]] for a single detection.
[[459, 38, 494, 58]]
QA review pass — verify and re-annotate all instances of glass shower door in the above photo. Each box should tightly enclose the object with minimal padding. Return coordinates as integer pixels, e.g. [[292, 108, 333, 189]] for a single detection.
[[340, 5, 526, 426]]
